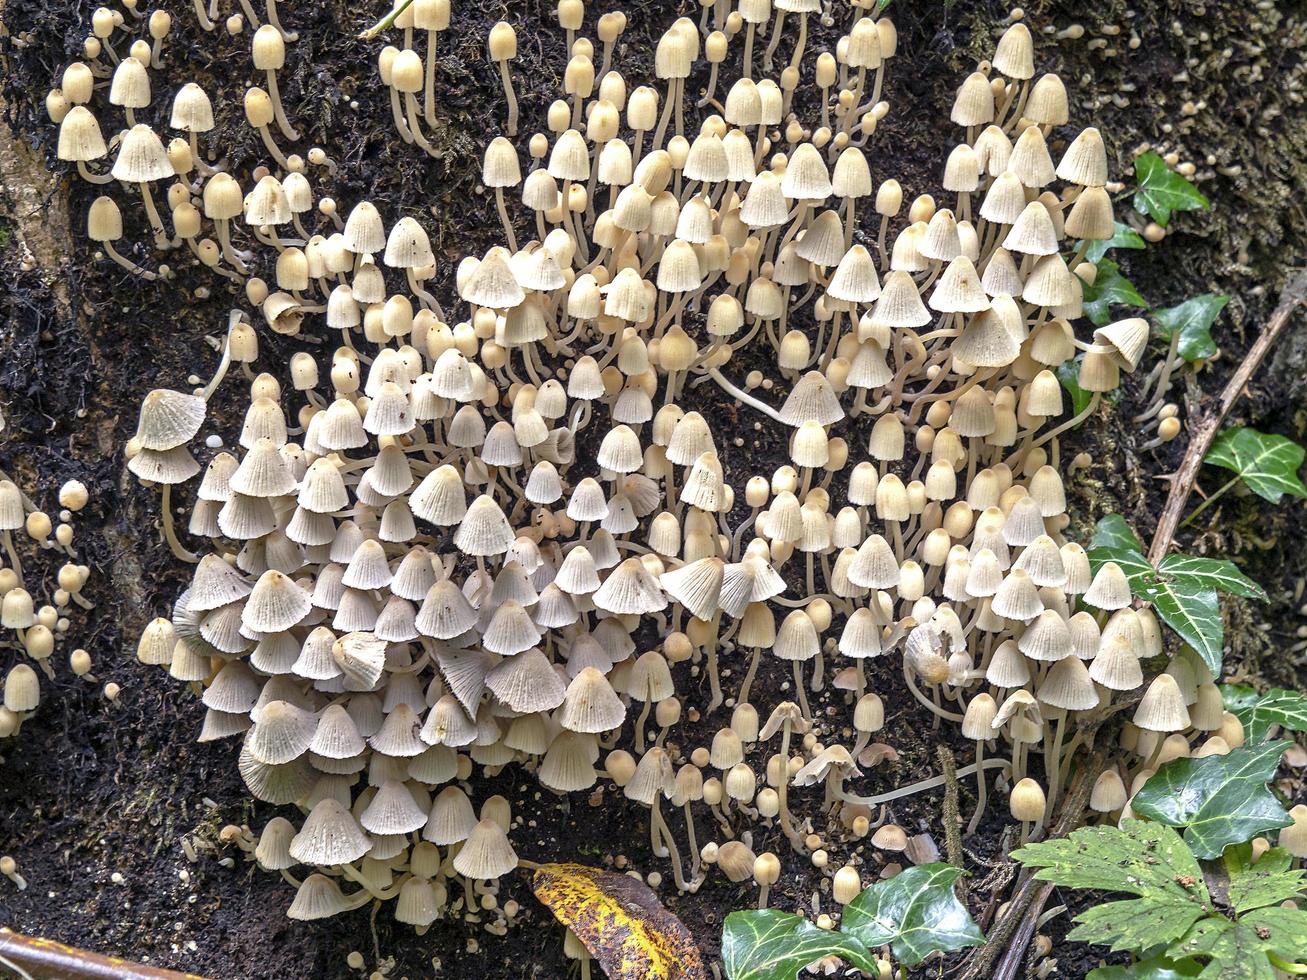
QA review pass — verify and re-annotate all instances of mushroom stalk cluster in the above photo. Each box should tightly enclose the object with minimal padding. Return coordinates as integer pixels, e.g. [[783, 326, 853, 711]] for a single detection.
[[49, 0, 1191, 931], [0, 476, 96, 741]]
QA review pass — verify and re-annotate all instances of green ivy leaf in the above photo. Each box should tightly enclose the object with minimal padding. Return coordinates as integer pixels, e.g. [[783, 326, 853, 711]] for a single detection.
[[1221, 686, 1307, 744], [1089, 514, 1146, 553], [1133, 151, 1211, 226], [1130, 743, 1293, 860], [1226, 847, 1307, 914], [721, 910, 877, 980], [1155, 555, 1268, 601], [1140, 579, 1224, 676], [1012, 821, 1212, 953], [1088, 958, 1202, 980], [1085, 518, 1230, 675], [840, 864, 984, 967], [1084, 221, 1148, 265], [1168, 907, 1307, 980], [1206, 427, 1307, 504], [1153, 294, 1228, 362], [1056, 356, 1094, 417], [1083, 258, 1149, 327]]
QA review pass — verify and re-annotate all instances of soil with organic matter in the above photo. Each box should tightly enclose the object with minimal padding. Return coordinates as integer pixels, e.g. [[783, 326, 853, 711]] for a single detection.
[[1, 1, 1306, 979]]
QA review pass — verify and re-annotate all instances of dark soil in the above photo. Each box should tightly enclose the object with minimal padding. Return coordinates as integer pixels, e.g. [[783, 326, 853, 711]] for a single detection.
[[0, 1, 1305, 979]]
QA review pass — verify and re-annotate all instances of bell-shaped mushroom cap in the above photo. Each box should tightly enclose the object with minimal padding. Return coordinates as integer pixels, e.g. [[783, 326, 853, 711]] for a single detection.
[[409, 464, 468, 526], [1017, 608, 1073, 663], [680, 451, 728, 512], [538, 730, 599, 793], [453, 495, 515, 557], [247, 699, 318, 764], [482, 135, 521, 187], [384, 216, 435, 269], [1083, 561, 1132, 611], [486, 648, 567, 712], [170, 82, 215, 132], [243, 570, 312, 633], [361, 780, 428, 835], [961, 693, 998, 740], [201, 660, 261, 714], [1094, 317, 1150, 372], [254, 816, 297, 870], [780, 371, 844, 427], [420, 694, 478, 747], [1089, 770, 1128, 813], [341, 539, 392, 591], [58, 106, 108, 161], [593, 558, 667, 615], [659, 557, 724, 622], [1088, 634, 1142, 691], [629, 650, 676, 703], [460, 247, 525, 309], [559, 667, 626, 733], [112, 124, 172, 182], [991, 569, 1043, 621], [188, 554, 253, 612], [424, 785, 477, 845], [1036, 656, 1099, 712], [623, 746, 674, 805], [1133, 674, 1191, 733], [838, 606, 884, 659], [774, 610, 820, 662], [342, 201, 386, 254], [310, 703, 365, 759], [287, 874, 362, 920], [128, 445, 201, 485], [827, 245, 881, 304], [331, 631, 387, 689], [416, 578, 478, 639], [781, 142, 833, 200], [453, 819, 518, 879], [136, 389, 206, 452], [290, 797, 371, 865]]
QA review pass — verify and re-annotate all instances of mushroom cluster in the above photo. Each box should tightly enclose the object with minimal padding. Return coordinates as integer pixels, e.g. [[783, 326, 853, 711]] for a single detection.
[[0, 475, 96, 741], [59, 0, 1208, 931]]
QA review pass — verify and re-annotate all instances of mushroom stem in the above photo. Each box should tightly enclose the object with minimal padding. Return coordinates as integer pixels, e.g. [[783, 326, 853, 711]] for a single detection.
[[706, 368, 786, 423], [965, 739, 989, 835], [76, 160, 115, 184], [493, 187, 517, 252], [256, 124, 291, 168], [266, 0, 297, 40], [650, 801, 691, 892], [237, 0, 262, 28], [757, 882, 770, 909], [838, 758, 1011, 807], [265, 70, 300, 140], [103, 241, 157, 279], [497, 60, 519, 136], [1043, 714, 1067, 824], [776, 722, 804, 851], [1, 531, 22, 584], [159, 484, 201, 562], [792, 660, 811, 722], [137, 182, 171, 249], [403, 92, 436, 155], [763, 11, 786, 70], [902, 664, 964, 722], [788, 13, 808, 73], [191, 0, 216, 30], [682, 802, 700, 877], [737, 647, 761, 706], [423, 30, 439, 126]]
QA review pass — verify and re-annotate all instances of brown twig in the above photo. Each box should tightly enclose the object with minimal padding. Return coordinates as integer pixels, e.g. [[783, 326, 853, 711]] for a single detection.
[[937, 745, 964, 870], [973, 271, 1307, 980], [0, 930, 213, 980], [1147, 270, 1307, 565], [958, 751, 1104, 980]]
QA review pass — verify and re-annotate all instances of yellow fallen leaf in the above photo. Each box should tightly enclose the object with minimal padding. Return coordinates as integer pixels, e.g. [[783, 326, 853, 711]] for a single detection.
[[531, 862, 708, 980]]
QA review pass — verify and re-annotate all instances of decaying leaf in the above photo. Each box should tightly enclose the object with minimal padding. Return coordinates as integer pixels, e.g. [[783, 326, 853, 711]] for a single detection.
[[532, 862, 709, 980]]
